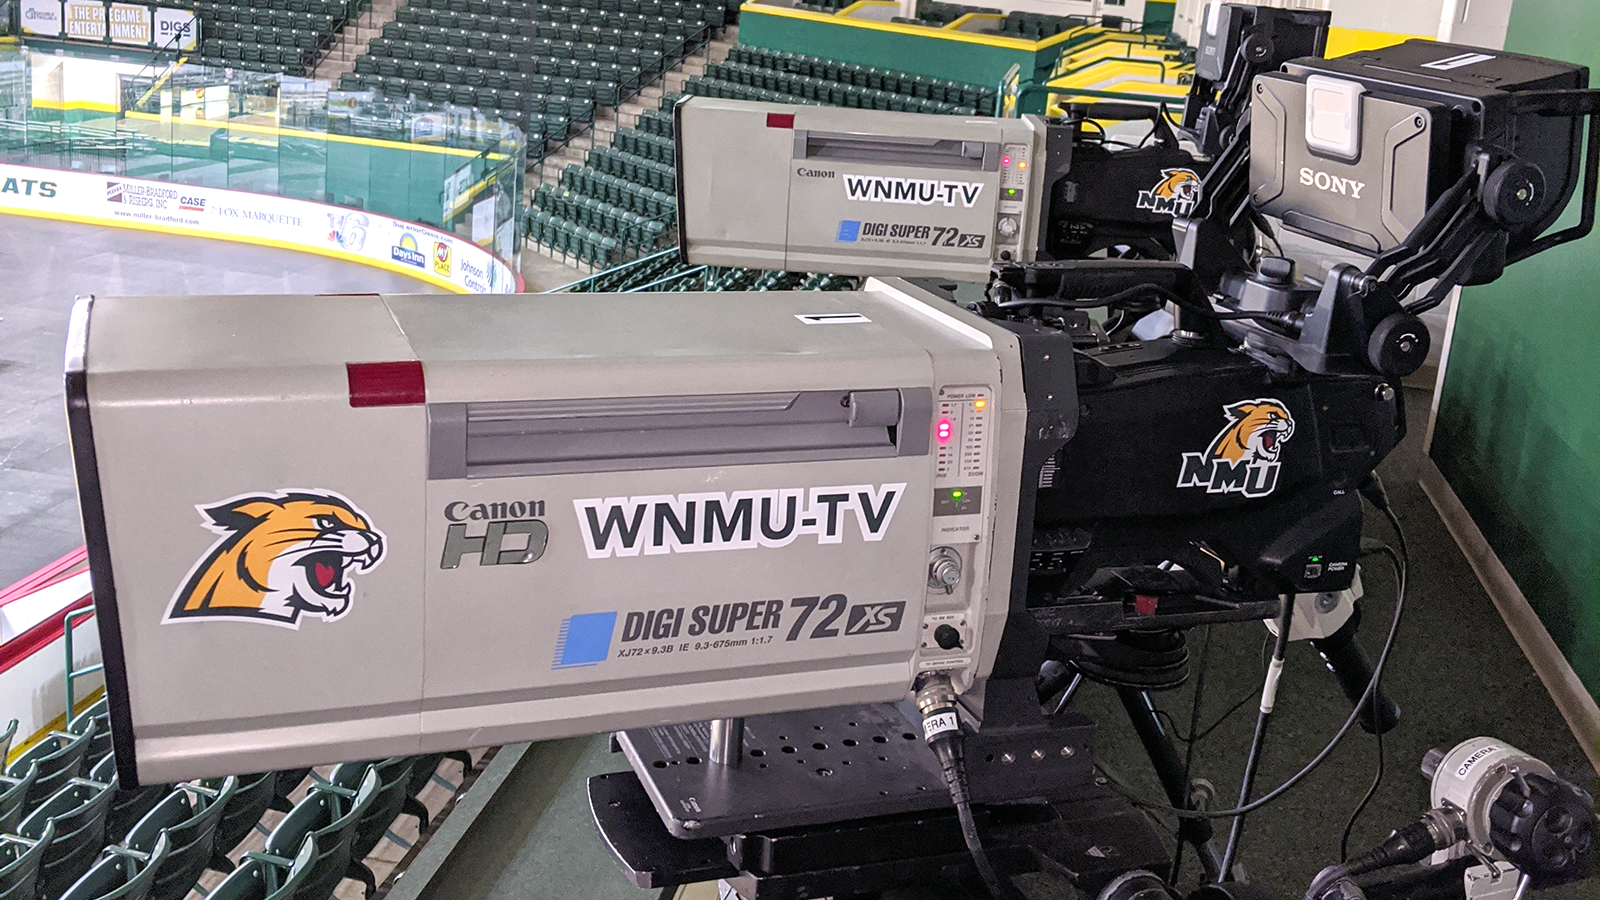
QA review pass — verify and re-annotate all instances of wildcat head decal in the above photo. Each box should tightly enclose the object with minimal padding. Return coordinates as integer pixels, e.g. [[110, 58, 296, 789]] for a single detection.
[[1136, 168, 1201, 216], [1176, 400, 1296, 499], [164, 490, 386, 628]]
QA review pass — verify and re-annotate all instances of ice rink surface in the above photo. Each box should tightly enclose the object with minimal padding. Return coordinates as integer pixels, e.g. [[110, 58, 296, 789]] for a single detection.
[[0, 216, 442, 587]]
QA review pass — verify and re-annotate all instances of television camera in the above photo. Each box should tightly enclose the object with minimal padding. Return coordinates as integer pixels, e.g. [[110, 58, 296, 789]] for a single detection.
[[64, 9, 1597, 900]]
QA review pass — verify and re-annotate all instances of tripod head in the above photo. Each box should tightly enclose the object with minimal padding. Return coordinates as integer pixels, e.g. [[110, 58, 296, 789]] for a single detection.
[[1180, 40, 1600, 377]]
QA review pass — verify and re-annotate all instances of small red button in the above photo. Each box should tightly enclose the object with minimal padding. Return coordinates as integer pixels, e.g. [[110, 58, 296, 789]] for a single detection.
[[1134, 595, 1159, 616]]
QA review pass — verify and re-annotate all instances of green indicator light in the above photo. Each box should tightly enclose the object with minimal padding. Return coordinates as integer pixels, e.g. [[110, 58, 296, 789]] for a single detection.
[[1309, 555, 1322, 562], [1006, 188, 1017, 196], [951, 491, 963, 499]]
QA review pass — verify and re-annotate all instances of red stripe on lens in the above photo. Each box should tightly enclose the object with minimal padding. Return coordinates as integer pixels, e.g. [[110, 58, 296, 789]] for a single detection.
[[347, 361, 425, 407]]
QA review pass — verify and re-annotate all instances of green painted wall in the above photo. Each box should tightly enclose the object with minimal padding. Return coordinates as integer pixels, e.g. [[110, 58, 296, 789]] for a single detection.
[[1143, 1, 1176, 34], [1430, 0, 1600, 692], [737, 9, 1050, 88]]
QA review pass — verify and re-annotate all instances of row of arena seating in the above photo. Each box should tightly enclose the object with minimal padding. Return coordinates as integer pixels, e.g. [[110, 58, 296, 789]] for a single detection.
[[992, 10, 1128, 38], [341, 0, 731, 151], [168, 0, 360, 78], [558, 159, 675, 220], [403, 0, 734, 17], [692, 61, 979, 115], [554, 248, 857, 295], [354, 32, 658, 108], [525, 91, 682, 268], [366, 28, 674, 78], [713, 45, 997, 114], [393, 0, 728, 33], [0, 700, 475, 900], [380, 14, 714, 59], [336, 66, 598, 143], [527, 44, 994, 268], [788, 0, 853, 12], [526, 214, 633, 271], [911, 2, 1126, 38]]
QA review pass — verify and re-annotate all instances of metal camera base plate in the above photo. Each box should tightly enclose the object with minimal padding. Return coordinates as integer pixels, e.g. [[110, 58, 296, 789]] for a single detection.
[[589, 766, 1170, 898], [617, 700, 1094, 839]]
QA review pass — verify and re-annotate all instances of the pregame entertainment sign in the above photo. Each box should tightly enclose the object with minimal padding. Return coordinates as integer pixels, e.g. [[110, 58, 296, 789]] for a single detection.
[[21, 1, 198, 51]]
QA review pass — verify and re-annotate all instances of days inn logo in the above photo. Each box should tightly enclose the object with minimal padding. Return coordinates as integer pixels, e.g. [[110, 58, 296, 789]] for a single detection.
[[391, 233, 427, 268]]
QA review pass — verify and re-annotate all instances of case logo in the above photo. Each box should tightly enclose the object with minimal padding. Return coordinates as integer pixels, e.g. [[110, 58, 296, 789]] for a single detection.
[[1176, 400, 1296, 499], [574, 485, 904, 559], [1298, 168, 1366, 200], [164, 490, 386, 628], [1136, 168, 1201, 216], [844, 175, 983, 208], [440, 500, 548, 568]]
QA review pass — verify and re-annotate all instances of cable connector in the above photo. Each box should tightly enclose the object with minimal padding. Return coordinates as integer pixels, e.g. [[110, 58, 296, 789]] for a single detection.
[[1304, 808, 1465, 900], [913, 674, 1006, 900], [1357, 473, 1392, 512]]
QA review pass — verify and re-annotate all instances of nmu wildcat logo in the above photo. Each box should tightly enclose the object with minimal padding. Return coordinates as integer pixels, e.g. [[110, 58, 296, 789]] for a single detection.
[[1176, 400, 1296, 499], [165, 490, 386, 628]]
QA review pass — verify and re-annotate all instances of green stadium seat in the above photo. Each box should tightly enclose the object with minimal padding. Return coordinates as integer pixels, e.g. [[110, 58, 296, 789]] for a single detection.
[[20, 778, 116, 899], [208, 837, 313, 900], [199, 771, 273, 875], [0, 765, 38, 836], [323, 759, 413, 897], [56, 834, 168, 900], [260, 768, 377, 900], [0, 821, 51, 900], [85, 757, 166, 852], [264, 770, 309, 818], [10, 728, 94, 813], [121, 778, 237, 900]]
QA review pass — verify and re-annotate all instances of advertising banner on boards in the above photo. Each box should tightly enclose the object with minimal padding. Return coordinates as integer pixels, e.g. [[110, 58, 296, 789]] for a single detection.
[[20, 0, 65, 37], [151, 7, 198, 50], [63, 0, 107, 39], [23, 2, 198, 50], [0, 164, 519, 294], [107, 3, 152, 45]]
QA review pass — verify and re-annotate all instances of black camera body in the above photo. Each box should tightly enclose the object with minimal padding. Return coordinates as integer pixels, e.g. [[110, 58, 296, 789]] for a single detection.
[[1042, 111, 1210, 260], [978, 263, 1401, 652]]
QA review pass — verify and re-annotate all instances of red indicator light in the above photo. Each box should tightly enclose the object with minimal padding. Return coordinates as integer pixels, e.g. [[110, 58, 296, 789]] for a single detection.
[[1002, 156, 1011, 166], [766, 112, 795, 129], [937, 418, 954, 442]]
